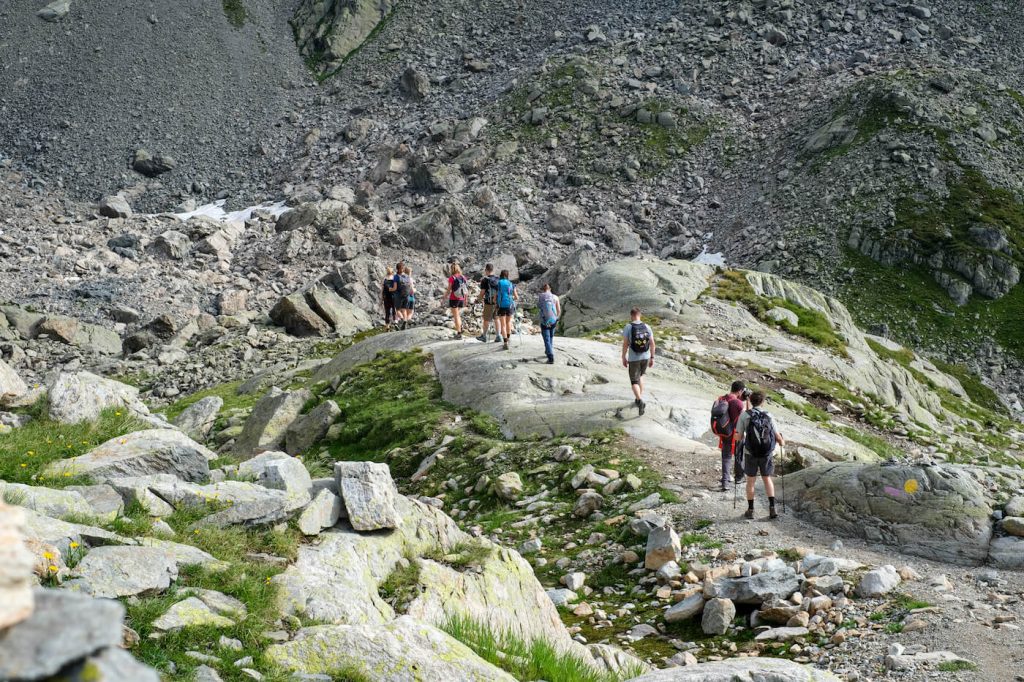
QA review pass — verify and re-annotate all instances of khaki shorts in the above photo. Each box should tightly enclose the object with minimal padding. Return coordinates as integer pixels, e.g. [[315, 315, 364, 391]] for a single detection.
[[628, 359, 649, 385], [482, 303, 496, 321]]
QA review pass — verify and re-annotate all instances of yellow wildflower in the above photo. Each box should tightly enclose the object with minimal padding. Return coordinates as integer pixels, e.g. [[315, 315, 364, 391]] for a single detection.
[[48, 565, 58, 573], [69, 542, 80, 549], [43, 551, 55, 560], [20, 463, 27, 468]]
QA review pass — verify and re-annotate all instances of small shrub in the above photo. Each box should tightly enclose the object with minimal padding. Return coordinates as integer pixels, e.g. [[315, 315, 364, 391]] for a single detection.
[[223, 0, 246, 27], [937, 660, 977, 672]]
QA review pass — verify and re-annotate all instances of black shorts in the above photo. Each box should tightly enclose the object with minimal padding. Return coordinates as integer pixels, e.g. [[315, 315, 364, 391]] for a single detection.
[[449, 299, 465, 309], [398, 297, 414, 311], [628, 360, 649, 385], [497, 306, 513, 317], [744, 454, 775, 477]]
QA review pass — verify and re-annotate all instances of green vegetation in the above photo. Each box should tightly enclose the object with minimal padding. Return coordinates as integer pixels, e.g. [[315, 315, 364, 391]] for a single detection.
[[883, 622, 904, 634], [162, 380, 257, 424], [222, 0, 246, 28], [377, 558, 423, 611], [891, 594, 932, 611], [442, 615, 644, 682], [707, 270, 848, 355], [931, 358, 1004, 414], [424, 540, 495, 571], [311, 326, 388, 359], [0, 401, 146, 486], [937, 660, 979, 672], [833, 425, 903, 460]]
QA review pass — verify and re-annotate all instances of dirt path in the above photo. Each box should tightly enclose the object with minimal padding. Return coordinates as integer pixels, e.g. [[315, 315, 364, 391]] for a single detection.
[[627, 434, 1024, 682]]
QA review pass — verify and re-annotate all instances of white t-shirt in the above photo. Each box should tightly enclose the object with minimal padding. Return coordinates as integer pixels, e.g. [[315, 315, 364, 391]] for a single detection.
[[622, 322, 653, 362], [737, 408, 777, 447]]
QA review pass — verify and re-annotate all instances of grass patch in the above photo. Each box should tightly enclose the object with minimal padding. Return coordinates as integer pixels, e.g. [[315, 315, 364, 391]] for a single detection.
[[832, 425, 902, 460], [424, 540, 495, 571], [442, 615, 642, 682], [161, 380, 254, 425], [892, 594, 932, 611], [223, 0, 246, 28], [937, 660, 978, 672], [0, 402, 147, 486], [377, 558, 423, 612], [884, 622, 904, 634]]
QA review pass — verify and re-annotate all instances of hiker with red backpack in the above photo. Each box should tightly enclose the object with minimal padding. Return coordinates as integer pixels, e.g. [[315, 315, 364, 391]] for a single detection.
[[710, 380, 750, 492], [621, 307, 655, 415], [736, 391, 785, 519], [446, 262, 469, 339]]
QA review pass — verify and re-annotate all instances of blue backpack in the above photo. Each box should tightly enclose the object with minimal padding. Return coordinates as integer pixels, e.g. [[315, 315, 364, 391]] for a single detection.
[[539, 294, 558, 326], [497, 279, 515, 308]]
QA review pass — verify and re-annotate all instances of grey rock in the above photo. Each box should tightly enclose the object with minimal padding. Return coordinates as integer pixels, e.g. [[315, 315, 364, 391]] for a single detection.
[[574, 491, 604, 517], [0, 481, 94, 520], [548, 202, 586, 233], [238, 452, 313, 506], [754, 626, 811, 642], [645, 524, 681, 570], [664, 592, 705, 623], [149, 230, 190, 259], [292, 0, 395, 75], [701, 598, 735, 635], [856, 565, 901, 597], [766, 307, 799, 327], [65, 545, 178, 597], [36, 0, 71, 22], [0, 589, 124, 680], [132, 149, 176, 177], [98, 195, 133, 218], [193, 665, 224, 682], [400, 66, 431, 99], [546, 588, 578, 606], [46, 429, 213, 482], [275, 204, 318, 232], [989, 536, 1024, 569], [59, 646, 160, 682], [270, 293, 332, 337], [334, 461, 400, 531], [298, 489, 343, 535], [1006, 496, 1024, 517], [47, 371, 146, 424], [494, 472, 524, 501], [705, 566, 800, 605], [173, 396, 224, 442], [0, 358, 28, 403], [305, 284, 372, 335], [411, 162, 465, 194], [625, 657, 839, 681], [285, 399, 341, 456], [152, 596, 236, 631], [233, 387, 313, 458]]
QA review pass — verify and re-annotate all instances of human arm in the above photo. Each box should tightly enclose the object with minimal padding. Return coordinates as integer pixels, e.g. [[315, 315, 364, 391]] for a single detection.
[[648, 325, 655, 367], [772, 415, 785, 446], [621, 333, 629, 368], [555, 296, 561, 319]]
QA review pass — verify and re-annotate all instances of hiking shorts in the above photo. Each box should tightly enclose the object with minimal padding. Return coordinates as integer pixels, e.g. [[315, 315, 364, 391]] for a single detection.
[[482, 303, 496, 321], [398, 296, 414, 311], [744, 454, 774, 477], [448, 299, 465, 309], [497, 306, 513, 318], [627, 359, 649, 385]]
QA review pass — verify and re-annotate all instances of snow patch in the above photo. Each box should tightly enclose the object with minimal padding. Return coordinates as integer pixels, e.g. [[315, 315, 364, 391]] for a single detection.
[[172, 199, 290, 224], [692, 249, 726, 266]]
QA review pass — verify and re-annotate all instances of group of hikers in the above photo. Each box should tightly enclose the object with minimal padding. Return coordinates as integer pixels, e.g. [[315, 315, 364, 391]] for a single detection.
[[379, 263, 784, 518]]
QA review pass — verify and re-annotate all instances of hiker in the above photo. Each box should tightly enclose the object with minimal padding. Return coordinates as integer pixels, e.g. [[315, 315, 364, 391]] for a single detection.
[[495, 269, 518, 350], [736, 391, 785, 519], [392, 264, 416, 327], [476, 263, 502, 343], [537, 283, 561, 364], [620, 307, 654, 415], [381, 266, 396, 327], [386, 261, 405, 327], [446, 262, 469, 339], [710, 380, 750, 492]]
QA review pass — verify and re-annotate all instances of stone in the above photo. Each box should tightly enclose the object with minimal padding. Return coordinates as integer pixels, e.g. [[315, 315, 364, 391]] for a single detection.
[[36, 0, 71, 21], [1005, 496, 1024, 517], [664, 592, 705, 623], [0, 481, 95, 520], [0, 503, 34, 629], [628, 493, 663, 513], [275, 204, 318, 232], [98, 195, 133, 218], [755, 626, 810, 642], [0, 358, 28, 404], [705, 566, 801, 605], [701, 598, 735, 635], [411, 162, 465, 194], [65, 546, 178, 597], [59, 647, 160, 682], [645, 523, 681, 570], [305, 284, 372, 335], [46, 429, 213, 482], [787, 463, 993, 565], [233, 387, 313, 457], [132, 149, 176, 177], [173, 396, 224, 442], [149, 230, 190, 259], [574, 491, 604, 517], [548, 202, 586, 233], [285, 400, 341, 456], [334, 461, 401, 531], [1001, 516, 1024, 537], [194, 665, 224, 682], [494, 472, 524, 501], [0, 589, 123, 679], [47, 371, 146, 424], [152, 596, 236, 631], [217, 289, 248, 316], [400, 66, 431, 99], [766, 307, 799, 327], [270, 293, 331, 337], [656, 561, 682, 582], [298, 489, 343, 536], [266, 617, 515, 679], [238, 452, 313, 505], [626, 657, 839, 681], [989, 536, 1024, 569], [561, 572, 586, 591], [856, 565, 901, 597], [63, 484, 124, 520], [546, 588, 578, 606]]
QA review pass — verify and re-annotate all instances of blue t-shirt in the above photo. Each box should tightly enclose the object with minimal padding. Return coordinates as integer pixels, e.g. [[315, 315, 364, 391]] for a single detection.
[[622, 322, 653, 361], [497, 279, 515, 308]]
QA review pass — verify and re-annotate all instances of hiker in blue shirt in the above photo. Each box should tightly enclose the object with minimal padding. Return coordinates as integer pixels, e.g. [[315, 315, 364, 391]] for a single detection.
[[537, 283, 561, 364], [495, 270, 519, 351]]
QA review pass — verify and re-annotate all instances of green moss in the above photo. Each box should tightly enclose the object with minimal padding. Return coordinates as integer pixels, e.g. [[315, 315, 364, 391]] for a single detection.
[[0, 404, 147, 486], [833, 426, 903, 460], [161, 380, 255, 427], [223, 0, 246, 28], [938, 660, 978, 672], [378, 558, 423, 612], [423, 540, 495, 571]]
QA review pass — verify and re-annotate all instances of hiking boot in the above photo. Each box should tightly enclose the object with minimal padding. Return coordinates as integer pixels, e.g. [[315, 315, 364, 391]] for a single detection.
[[719, 484, 728, 492], [769, 507, 778, 519], [638, 400, 646, 416], [744, 509, 754, 520], [546, 357, 555, 365], [734, 476, 746, 485], [495, 335, 504, 343], [455, 332, 463, 339], [503, 341, 509, 351], [476, 334, 488, 343]]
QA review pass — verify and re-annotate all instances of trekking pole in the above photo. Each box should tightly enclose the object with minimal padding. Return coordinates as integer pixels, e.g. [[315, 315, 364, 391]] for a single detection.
[[779, 445, 785, 514]]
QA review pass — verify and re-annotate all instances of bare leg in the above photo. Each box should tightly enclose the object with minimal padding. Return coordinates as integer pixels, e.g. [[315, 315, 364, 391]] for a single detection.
[[453, 308, 462, 333], [631, 383, 642, 400], [763, 476, 775, 498], [746, 476, 756, 501]]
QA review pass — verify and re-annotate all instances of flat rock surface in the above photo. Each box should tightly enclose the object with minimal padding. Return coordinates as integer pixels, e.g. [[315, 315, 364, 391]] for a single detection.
[[45, 428, 214, 482], [64, 545, 179, 597]]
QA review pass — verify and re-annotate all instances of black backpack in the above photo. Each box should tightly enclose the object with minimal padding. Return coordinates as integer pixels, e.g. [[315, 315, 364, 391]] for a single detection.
[[745, 409, 777, 458], [629, 322, 651, 354], [483, 275, 499, 305], [395, 274, 411, 298], [710, 396, 736, 438]]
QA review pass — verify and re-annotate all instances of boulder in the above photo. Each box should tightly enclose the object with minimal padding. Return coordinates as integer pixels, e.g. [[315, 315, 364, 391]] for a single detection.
[[786, 463, 993, 565], [267, 616, 515, 680], [857, 565, 901, 597], [574, 491, 605, 517], [664, 592, 705, 623], [57, 647, 160, 682], [270, 293, 331, 337], [0, 589, 124, 680], [132, 149, 176, 177], [1001, 516, 1024, 537], [411, 162, 465, 194], [284, 400, 341, 456], [292, 0, 396, 74], [148, 230, 190, 259], [624, 657, 840, 681], [494, 472, 524, 501], [0, 482, 94, 520], [237, 452, 313, 507], [298, 489, 343, 535], [233, 387, 313, 457], [701, 598, 735, 635], [0, 503, 35, 629], [1005, 496, 1024, 517], [47, 371, 147, 424], [64, 546, 178, 598], [400, 66, 431, 99], [173, 396, 224, 442], [151, 596, 235, 632], [305, 284, 372, 335], [989, 536, 1024, 569], [548, 202, 586, 233], [0, 358, 28, 403], [645, 523, 681, 570], [705, 565, 800, 605], [36, 0, 71, 21], [98, 195, 133, 219], [335, 461, 401, 531], [45, 429, 213, 482], [275, 204, 318, 232], [766, 307, 799, 327], [754, 626, 810, 642]]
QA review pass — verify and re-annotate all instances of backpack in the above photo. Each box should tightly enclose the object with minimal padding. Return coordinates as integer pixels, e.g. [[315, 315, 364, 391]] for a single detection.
[[539, 294, 558, 326], [452, 275, 468, 300], [497, 279, 515, 308], [629, 322, 651, 354], [395, 274, 411, 298], [710, 396, 737, 438], [745, 409, 777, 458], [483, 275, 499, 305]]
